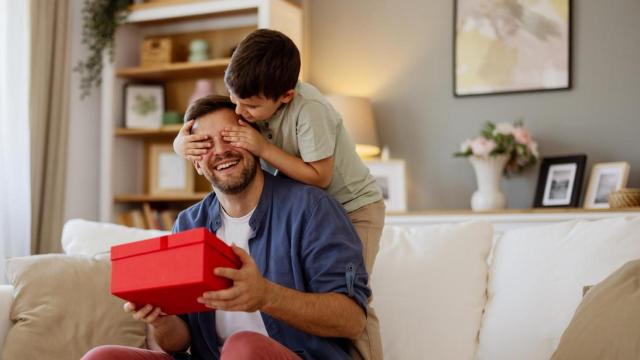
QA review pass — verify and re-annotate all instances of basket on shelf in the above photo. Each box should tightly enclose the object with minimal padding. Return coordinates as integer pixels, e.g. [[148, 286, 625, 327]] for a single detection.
[[609, 188, 640, 208], [141, 37, 174, 67]]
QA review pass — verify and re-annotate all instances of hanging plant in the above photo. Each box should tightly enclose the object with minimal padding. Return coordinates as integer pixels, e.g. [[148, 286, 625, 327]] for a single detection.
[[74, 0, 132, 98]]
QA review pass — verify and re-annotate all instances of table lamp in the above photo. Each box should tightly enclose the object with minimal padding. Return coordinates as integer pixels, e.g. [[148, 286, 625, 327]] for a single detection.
[[326, 94, 381, 158]]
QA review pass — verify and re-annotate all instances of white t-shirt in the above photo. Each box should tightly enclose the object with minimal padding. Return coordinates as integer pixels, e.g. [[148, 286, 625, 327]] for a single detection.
[[215, 205, 268, 343]]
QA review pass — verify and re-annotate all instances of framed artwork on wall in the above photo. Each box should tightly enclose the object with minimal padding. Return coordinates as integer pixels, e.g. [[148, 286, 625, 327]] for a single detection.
[[454, 0, 572, 96], [533, 155, 586, 208], [583, 162, 631, 209], [125, 84, 165, 129], [148, 143, 194, 195], [365, 159, 407, 212]]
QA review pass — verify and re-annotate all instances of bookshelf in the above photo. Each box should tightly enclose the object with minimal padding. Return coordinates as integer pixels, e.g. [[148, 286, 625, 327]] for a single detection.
[[99, 0, 304, 229]]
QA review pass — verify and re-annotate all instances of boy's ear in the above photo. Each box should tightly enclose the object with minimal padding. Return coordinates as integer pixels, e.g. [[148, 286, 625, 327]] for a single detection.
[[279, 89, 295, 104], [193, 160, 204, 175]]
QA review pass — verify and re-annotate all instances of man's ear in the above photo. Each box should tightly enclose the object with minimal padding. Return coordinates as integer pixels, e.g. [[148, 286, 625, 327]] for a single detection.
[[193, 159, 204, 176], [279, 89, 295, 104]]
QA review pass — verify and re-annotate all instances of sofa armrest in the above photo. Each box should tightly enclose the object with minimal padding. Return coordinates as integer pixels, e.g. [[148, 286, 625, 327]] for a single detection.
[[0, 285, 13, 351]]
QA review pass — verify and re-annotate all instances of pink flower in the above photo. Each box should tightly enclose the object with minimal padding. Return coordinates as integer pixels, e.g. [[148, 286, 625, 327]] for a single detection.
[[513, 127, 532, 146], [470, 137, 497, 157]]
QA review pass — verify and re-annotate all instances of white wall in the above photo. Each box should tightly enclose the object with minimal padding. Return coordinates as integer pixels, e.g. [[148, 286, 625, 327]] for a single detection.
[[64, 0, 101, 222], [307, 0, 640, 210]]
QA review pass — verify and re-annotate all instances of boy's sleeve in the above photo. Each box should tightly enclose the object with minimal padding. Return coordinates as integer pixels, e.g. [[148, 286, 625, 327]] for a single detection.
[[296, 101, 338, 163]]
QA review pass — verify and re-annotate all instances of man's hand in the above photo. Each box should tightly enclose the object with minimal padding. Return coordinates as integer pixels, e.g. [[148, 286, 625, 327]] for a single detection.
[[221, 119, 271, 157], [124, 302, 172, 328], [197, 245, 270, 312], [173, 119, 212, 161]]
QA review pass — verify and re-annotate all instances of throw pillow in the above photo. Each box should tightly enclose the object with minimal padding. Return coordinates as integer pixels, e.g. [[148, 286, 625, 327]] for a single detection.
[[551, 259, 640, 360], [2, 254, 146, 360], [371, 221, 493, 360]]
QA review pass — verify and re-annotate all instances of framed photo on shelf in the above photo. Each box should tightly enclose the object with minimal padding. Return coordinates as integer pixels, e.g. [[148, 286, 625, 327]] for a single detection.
[[125, 84, 165, 129], [453, 0, 572, 96], [533, 155, 586, 208], [364, 159, 407, 212], [148, 143, 194, 195], [583, 162, 630, 209]]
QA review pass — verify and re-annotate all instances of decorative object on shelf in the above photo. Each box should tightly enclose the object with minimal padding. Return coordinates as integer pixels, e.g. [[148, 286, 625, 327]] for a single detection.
[[125, 84, 165, 129], [188, 39, 210, 62], [609, 188, 640, 209], [141, 37, 174, 67], [533, 155, 587, 208], [148, 143, 194, 195], [455, 121, 539, 210], [162, 111, 182, 126], [364, 159, 407, 212], [454, 0, 571, 96], [75, 0, 132, 98], [326, 94, 380, 158], [188, 79, 214, 105], [584, 162, 631, 209]]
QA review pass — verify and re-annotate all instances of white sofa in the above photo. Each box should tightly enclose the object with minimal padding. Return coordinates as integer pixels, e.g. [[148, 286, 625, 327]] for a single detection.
[[2, 211, 640, 359]]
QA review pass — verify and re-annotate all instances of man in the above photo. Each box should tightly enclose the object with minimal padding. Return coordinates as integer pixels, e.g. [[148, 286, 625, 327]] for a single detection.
[[82, 95, 371, 360]]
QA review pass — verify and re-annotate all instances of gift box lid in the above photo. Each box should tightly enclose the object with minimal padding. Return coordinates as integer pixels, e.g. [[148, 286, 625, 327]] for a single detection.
[[111, 227, 241, 267]]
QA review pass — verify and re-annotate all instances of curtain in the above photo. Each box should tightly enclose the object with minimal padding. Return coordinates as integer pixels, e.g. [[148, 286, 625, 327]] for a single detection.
[[0, 1, 32, 281], [30, 0, 71, 254]]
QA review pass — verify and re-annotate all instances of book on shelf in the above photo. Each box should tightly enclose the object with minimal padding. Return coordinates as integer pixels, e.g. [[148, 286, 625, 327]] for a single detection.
[[116, 207, 178, 230]]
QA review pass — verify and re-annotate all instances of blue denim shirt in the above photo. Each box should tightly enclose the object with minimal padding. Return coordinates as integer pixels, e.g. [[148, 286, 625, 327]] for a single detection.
[[171, 172, 371, 360]]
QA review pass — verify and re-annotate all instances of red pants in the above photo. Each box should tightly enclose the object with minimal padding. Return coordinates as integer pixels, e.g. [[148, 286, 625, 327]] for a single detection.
[[81, 331, 299, 360]]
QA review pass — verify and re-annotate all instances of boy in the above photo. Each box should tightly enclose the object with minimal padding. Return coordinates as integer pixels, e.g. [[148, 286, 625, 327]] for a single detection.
[[174, 29, 384, 360]]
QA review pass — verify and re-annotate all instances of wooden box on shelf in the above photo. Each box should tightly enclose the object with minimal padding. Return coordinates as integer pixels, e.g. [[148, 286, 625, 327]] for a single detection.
[[141, 37, 174, 67]]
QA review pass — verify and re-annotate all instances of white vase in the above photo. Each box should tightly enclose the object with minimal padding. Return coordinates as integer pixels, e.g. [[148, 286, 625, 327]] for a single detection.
[[469, 155, 509, 211]]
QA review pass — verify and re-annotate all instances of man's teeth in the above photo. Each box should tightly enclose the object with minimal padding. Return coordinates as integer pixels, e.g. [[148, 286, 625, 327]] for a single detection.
[[216, 161, 239, 171]]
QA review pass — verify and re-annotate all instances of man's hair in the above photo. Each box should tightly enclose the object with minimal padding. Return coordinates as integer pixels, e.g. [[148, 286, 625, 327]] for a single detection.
[[183, 95, 236, 123], [224, 29, 300, 100]]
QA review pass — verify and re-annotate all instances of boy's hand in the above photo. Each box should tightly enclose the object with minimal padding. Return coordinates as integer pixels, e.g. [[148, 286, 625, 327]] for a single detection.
[[222, 119, 270, 157], [173, 119, 212, 161], [124, 302, 171, 328]]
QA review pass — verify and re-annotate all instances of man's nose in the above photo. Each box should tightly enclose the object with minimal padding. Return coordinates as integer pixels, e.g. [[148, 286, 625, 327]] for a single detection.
[[212, 135, 230, 154]]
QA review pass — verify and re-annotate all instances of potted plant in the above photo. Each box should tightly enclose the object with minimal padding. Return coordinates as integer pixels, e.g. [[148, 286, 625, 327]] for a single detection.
[[74, 0, 132, 98], [455, 121, 539, 210]]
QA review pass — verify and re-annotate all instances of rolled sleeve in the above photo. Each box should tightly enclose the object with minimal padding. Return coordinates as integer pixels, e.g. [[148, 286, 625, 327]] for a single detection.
[[300, 195, 371, 314], [297, 101, 338, 163]]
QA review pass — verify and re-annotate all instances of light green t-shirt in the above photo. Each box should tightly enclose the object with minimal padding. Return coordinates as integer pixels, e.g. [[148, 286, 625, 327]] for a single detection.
[[256, 82, 382, 213]]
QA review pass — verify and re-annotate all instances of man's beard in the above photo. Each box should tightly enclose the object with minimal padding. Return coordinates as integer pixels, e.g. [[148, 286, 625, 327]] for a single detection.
[[210, 153, 257, 195]]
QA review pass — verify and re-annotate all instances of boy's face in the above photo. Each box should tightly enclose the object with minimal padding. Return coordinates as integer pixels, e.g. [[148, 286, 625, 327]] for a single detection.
[[229, 90, 295, 123]]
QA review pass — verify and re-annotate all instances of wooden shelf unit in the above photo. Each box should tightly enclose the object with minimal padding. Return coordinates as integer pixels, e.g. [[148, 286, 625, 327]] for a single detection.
[[99, 0, 304, 227]]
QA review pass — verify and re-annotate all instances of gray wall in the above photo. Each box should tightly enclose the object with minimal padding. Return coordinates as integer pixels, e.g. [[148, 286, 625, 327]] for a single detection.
[[307, 0, 640, 210]]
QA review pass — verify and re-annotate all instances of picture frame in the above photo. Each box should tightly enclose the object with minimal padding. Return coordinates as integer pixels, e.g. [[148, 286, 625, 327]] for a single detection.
[[125, 84, 165, 129], [583, 162, 631, 209], [453, 0, 572, 96], [147, 143, 194, 195], [533, 155, 586, 208], [364, 159, 407, 212]]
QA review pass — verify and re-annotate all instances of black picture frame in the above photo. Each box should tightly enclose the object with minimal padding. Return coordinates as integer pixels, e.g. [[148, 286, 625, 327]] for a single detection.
[[533, 155, 587, 208], [453, 0, 573, 97]]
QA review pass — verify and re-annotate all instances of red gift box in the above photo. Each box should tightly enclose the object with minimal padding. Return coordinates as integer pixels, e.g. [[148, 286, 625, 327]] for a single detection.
[[110, 227, 241, 315]]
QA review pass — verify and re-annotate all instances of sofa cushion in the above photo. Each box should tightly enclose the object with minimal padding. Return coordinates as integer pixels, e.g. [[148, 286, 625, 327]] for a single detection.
[[551, 259, 640, 360], [2, 254, 146, 360], [62, 218, 168, 257], [476, 216, 640, 360], [371, 221, 493, 360]]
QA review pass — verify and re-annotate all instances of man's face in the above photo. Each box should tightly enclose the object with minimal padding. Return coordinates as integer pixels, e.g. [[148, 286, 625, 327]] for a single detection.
[[229, 91, 294, 123], [192, 109, 257, 194]]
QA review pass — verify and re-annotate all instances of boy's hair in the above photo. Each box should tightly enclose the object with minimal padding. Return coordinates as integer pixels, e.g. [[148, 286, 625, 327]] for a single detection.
[[224, 29, 301, 100], [183, 95, 236, 123]]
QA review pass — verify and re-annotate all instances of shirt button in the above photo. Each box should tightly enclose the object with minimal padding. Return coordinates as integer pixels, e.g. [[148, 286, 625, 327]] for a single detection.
[[268, 134, 273, 139]]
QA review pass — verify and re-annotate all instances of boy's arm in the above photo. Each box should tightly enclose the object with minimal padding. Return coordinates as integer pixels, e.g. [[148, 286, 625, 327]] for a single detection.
[[223, 120, 334, 188]]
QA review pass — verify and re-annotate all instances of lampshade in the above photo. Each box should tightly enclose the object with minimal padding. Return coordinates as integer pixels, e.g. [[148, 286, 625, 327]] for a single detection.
[[326, 94, 380, 158]]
